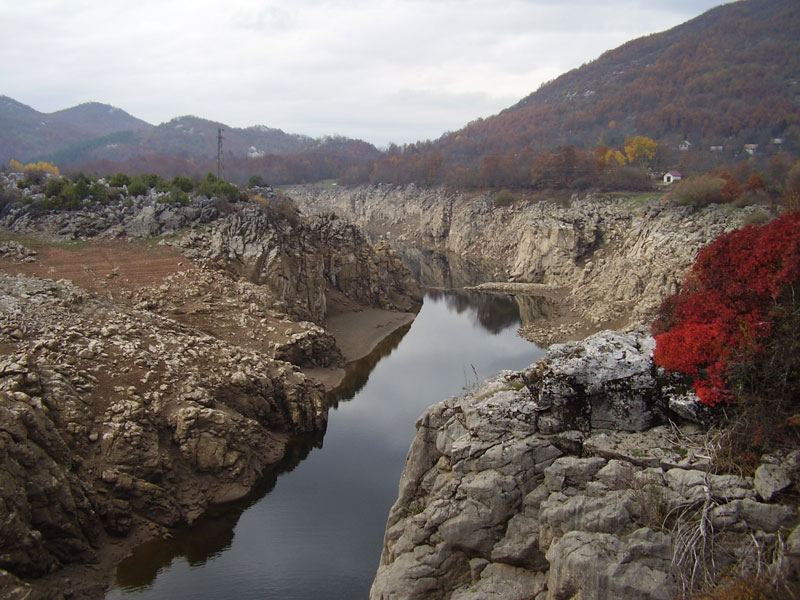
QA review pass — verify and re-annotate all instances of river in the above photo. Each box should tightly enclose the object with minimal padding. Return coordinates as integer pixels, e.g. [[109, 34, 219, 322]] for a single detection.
[[106, 289, 544, 599]]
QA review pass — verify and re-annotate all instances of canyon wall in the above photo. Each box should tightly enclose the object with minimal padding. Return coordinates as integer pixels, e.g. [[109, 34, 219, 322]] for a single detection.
[[0, 181, 421, 598], [287, 184, 766, 338]]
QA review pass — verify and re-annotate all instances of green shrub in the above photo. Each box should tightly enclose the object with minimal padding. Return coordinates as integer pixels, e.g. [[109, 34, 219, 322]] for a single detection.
[[73, 178, 90, 201], [109, 172, 131, 187], [127, 179, 149, 197], [0, 185, 23, 211], [196, 172, 241, 202], [90, 181, 109, 205], [247, 174, 265, 188], [494, 189, 517, 207], [45, 177, 67, 198], [165, 188, 189, 206], [140, 173, 168, 190], [171, 175, 194, 193], [666, 174, 726, 208]]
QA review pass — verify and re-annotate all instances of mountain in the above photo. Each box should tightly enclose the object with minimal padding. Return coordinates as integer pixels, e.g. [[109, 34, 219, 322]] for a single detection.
[[0, 96, 152, 165], [34, 114, 319, 166], [374, 0, 800, 188], [455, 0, 800, 152], [0, 96, 378, 184], [4, 0, 797, 187], [47, 102, 152, 137]]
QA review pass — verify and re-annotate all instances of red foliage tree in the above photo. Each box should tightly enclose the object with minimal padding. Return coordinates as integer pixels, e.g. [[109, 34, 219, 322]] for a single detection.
[[653, 211, 800, 406]]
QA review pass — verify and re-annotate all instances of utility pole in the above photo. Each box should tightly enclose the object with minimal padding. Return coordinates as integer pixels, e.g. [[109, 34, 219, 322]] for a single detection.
[[217, 128, 225, 180]]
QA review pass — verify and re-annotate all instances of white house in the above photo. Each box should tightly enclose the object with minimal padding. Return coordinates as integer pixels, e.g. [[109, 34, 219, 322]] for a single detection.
[[679, 140, 692, 151], [663, 170, 682, 184]]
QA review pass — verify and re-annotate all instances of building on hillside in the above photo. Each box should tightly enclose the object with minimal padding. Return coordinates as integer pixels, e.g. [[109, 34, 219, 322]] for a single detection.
[[744, 144, 758, 155], [710, 145, 724, 152], [663, 170, 682, 184], [679, 140, 692, 151]]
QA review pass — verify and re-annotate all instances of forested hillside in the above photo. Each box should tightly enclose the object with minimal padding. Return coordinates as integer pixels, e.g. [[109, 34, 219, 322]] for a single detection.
[[0, 98, 380, 186], [362, 0, 800, 190], [2, 0, 798, 192]]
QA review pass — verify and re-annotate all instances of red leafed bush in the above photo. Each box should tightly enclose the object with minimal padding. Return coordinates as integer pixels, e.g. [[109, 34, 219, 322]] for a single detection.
[[653, 211, 800, 406]]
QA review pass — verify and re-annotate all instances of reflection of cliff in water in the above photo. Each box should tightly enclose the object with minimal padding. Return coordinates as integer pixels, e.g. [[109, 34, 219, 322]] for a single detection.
[[393, 245, 502, 289], [393, 245, 559, 330], [113, 431, 324, 590], [426, 289, 559, 335], [327, 321, 412, 406], [516, 294, 559, 326], [427, 289, 519, 334]]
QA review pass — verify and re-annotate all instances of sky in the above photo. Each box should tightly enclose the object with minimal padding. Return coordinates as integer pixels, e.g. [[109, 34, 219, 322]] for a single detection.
[[2, 0, 728, 147]]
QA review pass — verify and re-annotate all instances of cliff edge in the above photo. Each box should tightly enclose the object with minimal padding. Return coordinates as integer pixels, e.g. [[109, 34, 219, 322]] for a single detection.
[[371, 330, 800, 599], [287, 185, 769, 344], [0, 176, 422, 599]]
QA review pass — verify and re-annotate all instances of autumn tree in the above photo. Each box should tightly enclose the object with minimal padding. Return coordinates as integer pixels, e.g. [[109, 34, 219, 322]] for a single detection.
[[786, 161, 800, 211], [623, 136, 657, 168]]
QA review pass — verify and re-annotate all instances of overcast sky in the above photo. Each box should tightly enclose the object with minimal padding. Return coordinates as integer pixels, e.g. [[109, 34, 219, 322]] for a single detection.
[[3, 0, 727, 147]]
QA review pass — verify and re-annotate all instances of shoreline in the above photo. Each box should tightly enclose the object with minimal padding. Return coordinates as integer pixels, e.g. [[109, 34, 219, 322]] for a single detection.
[[464, 281, 567, 300], [302, 307, 418, 390]]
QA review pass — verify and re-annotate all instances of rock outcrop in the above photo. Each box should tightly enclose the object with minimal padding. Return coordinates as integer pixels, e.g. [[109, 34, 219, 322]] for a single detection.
[[0, 182, 422, 597], [287, 185, 767, 338], [0, 273, 327, 583], [371, 329, 800, 599], [182, 207, 420, 322]]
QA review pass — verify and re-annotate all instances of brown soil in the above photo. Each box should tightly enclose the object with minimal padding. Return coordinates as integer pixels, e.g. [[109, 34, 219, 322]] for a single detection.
[[0, 235, 417, 392], [0, 238, 194, 300]]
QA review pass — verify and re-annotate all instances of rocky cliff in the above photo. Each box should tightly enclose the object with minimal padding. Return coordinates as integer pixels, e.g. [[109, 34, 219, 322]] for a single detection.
[[0, 273, 327, 596], [182, 207, 420, 322], [0, 180, 422, 598], [286, 184, 767, 342], [371, 330, 800, 599]]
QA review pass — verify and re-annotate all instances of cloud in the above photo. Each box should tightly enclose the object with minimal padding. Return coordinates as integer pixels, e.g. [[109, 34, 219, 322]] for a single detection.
[[1, 0, 727, 146]]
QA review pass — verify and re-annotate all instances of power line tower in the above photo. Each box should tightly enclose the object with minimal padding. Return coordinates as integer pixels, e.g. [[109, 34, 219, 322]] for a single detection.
[[216, 128, 225, 180]]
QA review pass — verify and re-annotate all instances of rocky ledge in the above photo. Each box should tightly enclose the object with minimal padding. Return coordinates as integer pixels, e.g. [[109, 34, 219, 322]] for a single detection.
[[371, 329, 800, 599], [0, 273, 328, 597], [0, 186, 423, 598]]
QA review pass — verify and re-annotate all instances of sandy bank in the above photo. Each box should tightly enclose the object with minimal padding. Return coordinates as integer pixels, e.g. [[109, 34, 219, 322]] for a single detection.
[[303, 307, 417, 390]]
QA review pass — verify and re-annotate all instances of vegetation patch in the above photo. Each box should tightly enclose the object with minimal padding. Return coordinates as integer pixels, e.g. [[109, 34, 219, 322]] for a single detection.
[[652, 210, 800, 470]]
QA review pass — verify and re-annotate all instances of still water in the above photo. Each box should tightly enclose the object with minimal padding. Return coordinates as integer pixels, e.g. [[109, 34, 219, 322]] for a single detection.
[[107, 290, 544, 599]]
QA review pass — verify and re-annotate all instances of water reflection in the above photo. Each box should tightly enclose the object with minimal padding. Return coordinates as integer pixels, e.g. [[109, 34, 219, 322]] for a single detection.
[[328, 322, 412, 407], [427, 289, 520, 334], [516, 294, 559, 325], [393, 245, 560, 331], [393, 245, 501, 289], [112, 431, 324, 591], [107, 290, 543, 600]]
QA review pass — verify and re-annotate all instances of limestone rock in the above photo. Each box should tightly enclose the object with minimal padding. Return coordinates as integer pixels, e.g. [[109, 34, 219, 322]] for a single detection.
[[183, 207, 421, 322], [546, 529, 675, 600], [287, 185, 758, 342], [754, 463, 792, 502], [0, 272, 327, 582], [523, 329, 664, 435], [371, 327, 800, 600]]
